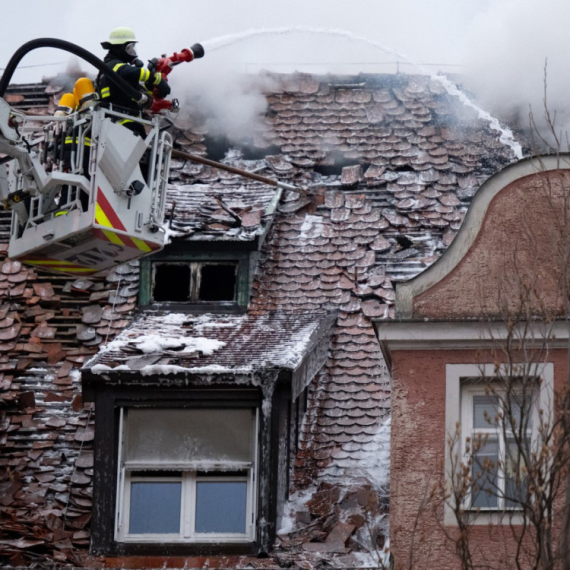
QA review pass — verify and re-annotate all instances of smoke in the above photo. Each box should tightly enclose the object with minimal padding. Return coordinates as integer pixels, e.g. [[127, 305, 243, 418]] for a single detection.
[[166, 27, 442, 146], [166, 27, 416, 144], [167, 10, 570, 151], [171, 56, 279, 142], [461, 0, 570, 146], [4, 0, 569, 151]]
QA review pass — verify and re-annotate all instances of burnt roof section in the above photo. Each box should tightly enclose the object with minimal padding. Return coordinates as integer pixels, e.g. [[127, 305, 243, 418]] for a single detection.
[[256, 72, 515, 172], [82, 310, 335, 380], [166, 172, 281, 243], [166, 72, 517, 249]]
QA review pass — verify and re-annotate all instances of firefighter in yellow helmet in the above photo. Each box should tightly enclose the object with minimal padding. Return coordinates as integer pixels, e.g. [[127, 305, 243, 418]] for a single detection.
[[57, 88, 90, 212], [97, 27, 175, 137]]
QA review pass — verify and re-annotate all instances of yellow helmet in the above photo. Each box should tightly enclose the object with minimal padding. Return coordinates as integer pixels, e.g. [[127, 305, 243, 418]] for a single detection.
[[102, 27, 137, 48], [74, 77, 98, 109], [54, 92, 78, 116]]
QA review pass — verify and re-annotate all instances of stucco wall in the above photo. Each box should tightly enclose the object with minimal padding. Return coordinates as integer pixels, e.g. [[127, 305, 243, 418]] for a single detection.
[[412, 170, 570, 319], [389, 348, 568, 570]]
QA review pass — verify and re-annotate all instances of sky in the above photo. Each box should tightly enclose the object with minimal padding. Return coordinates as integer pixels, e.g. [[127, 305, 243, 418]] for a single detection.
[[1, 0, 569, 139]]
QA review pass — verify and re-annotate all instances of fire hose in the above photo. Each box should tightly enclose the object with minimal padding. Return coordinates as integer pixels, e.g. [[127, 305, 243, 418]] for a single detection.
[[0, 38, 147, 105]]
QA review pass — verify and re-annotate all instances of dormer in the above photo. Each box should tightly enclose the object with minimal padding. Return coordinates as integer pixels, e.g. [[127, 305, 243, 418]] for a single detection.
[[139, 178, 282, 310]]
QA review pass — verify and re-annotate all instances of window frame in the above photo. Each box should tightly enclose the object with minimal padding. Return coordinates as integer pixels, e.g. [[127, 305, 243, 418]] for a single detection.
[[122, 472, 184, 538], [151, 260, 240, 304], [461, 383, 537, 512], [139, 251, 251, 308], [115, 406, 259, 544], [444, 363, 553, 525]]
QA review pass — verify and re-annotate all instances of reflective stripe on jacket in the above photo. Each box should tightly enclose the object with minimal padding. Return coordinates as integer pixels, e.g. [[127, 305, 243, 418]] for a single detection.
[[64, 137, 92, 147], [98, 56, 151, 113]]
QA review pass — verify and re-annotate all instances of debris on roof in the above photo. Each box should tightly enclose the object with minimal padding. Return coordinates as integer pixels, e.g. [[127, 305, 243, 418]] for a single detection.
[[83, 311, 335, 378]]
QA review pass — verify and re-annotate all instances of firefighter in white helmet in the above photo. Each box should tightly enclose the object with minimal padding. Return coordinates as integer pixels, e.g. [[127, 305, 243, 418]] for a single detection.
[[98, 27, 203, 137]]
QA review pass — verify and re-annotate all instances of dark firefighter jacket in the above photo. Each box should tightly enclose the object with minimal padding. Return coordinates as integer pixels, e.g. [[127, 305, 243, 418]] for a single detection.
[[98, 55, 160, 115]]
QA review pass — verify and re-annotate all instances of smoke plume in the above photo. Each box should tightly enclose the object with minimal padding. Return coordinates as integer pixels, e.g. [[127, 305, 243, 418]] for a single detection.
[[462, 0, 570, 147]]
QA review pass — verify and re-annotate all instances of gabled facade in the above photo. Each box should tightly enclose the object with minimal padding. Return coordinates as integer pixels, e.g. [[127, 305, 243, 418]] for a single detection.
[[0, 72, 521, 567], [377, 156, 570, 569]]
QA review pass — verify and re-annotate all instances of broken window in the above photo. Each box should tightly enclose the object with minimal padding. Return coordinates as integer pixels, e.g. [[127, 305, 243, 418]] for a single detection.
[[116, 408, 258, 543], [153, 264, 191, 302], [198, 264, 237, 301], [152, 261, 238, 304]]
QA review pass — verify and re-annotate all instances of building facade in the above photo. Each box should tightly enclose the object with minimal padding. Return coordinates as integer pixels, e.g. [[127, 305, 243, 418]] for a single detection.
[[377, 156, 570, 569]]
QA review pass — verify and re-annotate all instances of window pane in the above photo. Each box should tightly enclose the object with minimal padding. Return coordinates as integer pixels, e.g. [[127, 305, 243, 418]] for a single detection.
[[129, 481, 181, 534], [510, 392, 534, 431], [153, 264, 191, 302], [195, 481, 247, 533], [473, 395, 499, 428], [505, 438, 528, 508], [471, 438, 498, 508], [127, 409, 254, 463], [199, 264, 237, 301]]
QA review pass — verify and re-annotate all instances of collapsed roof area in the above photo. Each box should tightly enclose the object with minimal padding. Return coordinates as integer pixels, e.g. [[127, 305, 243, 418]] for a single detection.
[[0, 71, 521, 567]]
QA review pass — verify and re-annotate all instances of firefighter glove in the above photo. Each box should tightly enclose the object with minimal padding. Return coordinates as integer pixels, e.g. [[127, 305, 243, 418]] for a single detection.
[[138, 93, 152, 108], [156, 79, 171, 99], [146, 73, 171, 98], [191, 43, 205, 59]]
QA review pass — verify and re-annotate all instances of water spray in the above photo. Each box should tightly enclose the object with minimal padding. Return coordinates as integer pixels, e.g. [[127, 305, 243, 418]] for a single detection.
[[202, 26, 523, 160]]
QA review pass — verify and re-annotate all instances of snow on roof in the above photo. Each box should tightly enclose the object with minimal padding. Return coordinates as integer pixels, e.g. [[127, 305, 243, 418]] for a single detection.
[[83, 310, 334, 377]]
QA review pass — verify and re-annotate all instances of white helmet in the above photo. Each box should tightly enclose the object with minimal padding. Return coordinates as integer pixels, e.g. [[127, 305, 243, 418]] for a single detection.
[[101, 27, 137, 48]]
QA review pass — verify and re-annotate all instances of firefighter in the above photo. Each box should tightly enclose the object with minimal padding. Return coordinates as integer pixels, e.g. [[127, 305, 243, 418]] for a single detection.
[[62, 79, 93, 179], [51, 91, 77, 169], [58, 82, 91, 213], [98, 27, 191, 138]]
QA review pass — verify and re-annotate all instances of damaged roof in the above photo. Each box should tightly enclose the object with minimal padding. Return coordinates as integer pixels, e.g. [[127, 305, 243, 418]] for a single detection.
[[167, 73, 518, 243], [0, 71, 522, 567], [82, 310, 336, 378], [0, 252, 138, 566], [166, 162, 281, 242]]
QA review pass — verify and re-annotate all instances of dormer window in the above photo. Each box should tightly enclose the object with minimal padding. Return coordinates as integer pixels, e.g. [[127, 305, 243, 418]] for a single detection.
[[82, 310, 335, 557], [152, 262, 239, 303], [139, 252, 250, 309]]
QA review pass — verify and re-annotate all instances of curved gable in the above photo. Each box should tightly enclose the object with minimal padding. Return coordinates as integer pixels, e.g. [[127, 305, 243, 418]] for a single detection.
[[396, 155, 570, 319]]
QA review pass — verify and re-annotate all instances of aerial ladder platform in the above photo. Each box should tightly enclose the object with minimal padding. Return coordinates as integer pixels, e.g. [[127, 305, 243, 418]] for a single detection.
[[0, 100, 170, 275]]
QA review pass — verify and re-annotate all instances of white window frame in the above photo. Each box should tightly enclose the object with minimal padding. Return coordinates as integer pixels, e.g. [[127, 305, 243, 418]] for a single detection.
[[445, 363, 553, 525], [461, 383, 537, 512], [115, 407, 259, 543]]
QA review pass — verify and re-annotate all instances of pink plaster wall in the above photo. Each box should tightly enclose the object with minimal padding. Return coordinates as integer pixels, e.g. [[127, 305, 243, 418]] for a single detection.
[[389, 348, 568, 570], [413, 170, 570, 319]]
